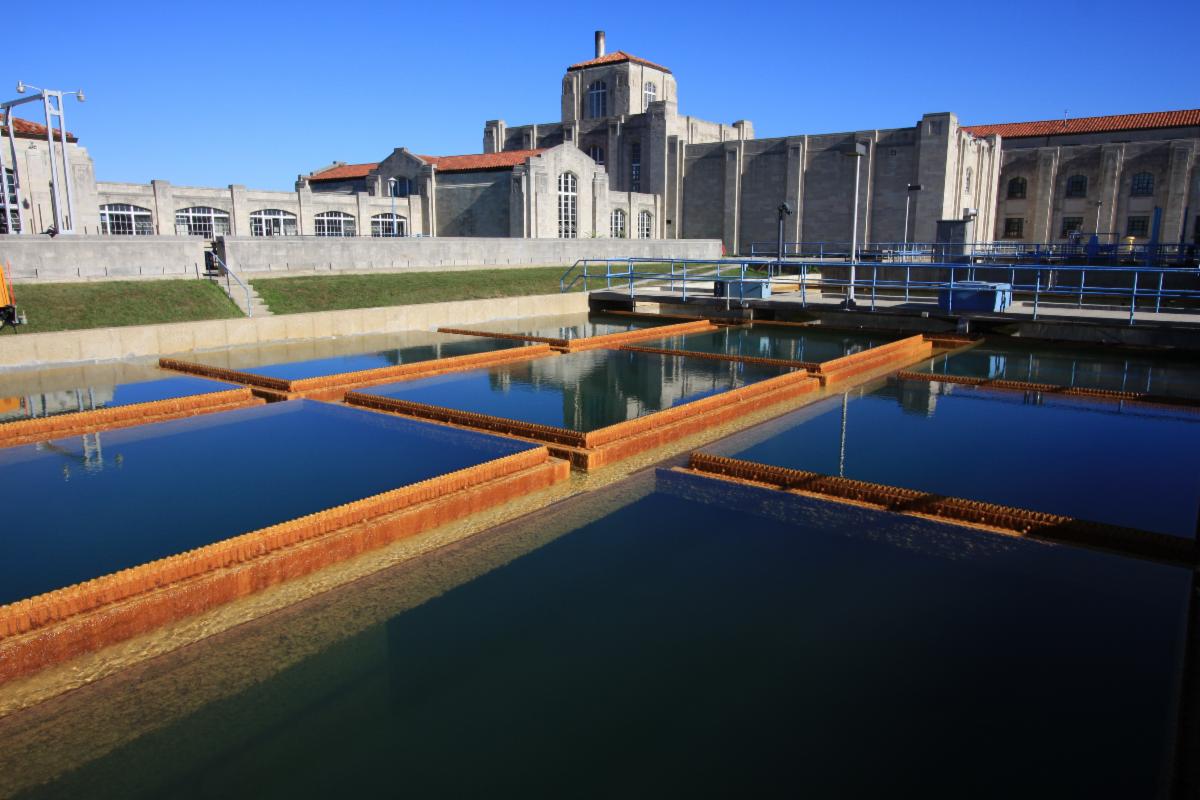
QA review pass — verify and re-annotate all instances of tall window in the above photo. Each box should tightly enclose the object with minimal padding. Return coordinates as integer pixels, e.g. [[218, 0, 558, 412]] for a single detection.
[[1065, 174, 1088, 198], [586, 80, 607, 119], [1127, 216, 1149, 238], [250, 209, 298, 236], [1003, 217, 1024, 239], [2, 168, 19, 234], [314, 211, 356, 237], [371, 213, 407, 237], [386, 177, 411, 198], [1007, 177, 1027, 199], [638, 210, 653, 239], [175, 207, 230, 238], [587, 145, 605, 166], [557, 172, 578, 239], [1061, 217, 1083, 237], [963, 167, 973, 194], [1130, 172, 1154, 197], [630, 142, 641, 192], [100, 204, 154, 236], [610, 209, 626, 239], [644, 81, 657, 107]]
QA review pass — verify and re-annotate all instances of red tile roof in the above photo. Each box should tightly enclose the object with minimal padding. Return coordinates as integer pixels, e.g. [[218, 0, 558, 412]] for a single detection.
[[963, 109, 1200, 139], [308, 162, 378, 181], [417, 149, 545, 172], [0, 112, 77, 142], [568, 50, 671, 74]]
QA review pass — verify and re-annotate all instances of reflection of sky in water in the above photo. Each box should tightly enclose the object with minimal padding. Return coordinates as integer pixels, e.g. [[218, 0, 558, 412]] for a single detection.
[[0, 375, 240, 424], [914, 340, 1200, 397], [364, 349, 791, 431], [236, 337, 525, 381], [17, 476, 1189, 799], [721, 380, 1200, 538], [643, 325, 896, 363], [0, 401, 537, 605]]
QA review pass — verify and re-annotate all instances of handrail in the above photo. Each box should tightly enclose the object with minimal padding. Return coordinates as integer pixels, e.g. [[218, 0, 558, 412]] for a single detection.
[[749, 240, 1200, 267], [210, 250, 254, 318]]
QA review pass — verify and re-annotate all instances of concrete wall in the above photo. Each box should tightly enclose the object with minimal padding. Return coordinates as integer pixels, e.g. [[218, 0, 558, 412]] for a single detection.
[[0, 235, 208, 281], [218, 235, 720, 273], [0, 291, 592, 370]]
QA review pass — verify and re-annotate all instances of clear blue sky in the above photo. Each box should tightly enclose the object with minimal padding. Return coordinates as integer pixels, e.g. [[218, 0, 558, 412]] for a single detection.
[[8, 0, 1197, 190]]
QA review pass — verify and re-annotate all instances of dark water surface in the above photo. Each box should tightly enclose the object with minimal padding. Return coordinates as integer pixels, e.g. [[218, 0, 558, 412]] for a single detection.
[[718, 379, 1200, 537], [0, 401, 536, 604], [362, 349, 791, 431], [0, 374, 241, 424], [644, 323, 895, 363], [458, 311, 671, 340], [14, 474, 1190, 799]]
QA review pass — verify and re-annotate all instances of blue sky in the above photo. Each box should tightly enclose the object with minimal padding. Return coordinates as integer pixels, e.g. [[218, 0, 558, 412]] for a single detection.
[[7, 0, 1197, 190]]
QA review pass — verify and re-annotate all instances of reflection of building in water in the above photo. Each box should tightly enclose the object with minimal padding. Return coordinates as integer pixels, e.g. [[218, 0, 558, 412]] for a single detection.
[[34, 431, 113, 479], [897, 379, 939, 417], [0, 387, 115, 423]]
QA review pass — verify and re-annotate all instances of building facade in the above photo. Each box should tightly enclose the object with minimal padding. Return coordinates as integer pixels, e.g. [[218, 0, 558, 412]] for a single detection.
[[3, 33, 1197, 254]]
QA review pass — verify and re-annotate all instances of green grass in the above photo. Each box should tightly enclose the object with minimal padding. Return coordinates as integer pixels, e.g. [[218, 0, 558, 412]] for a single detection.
[[251, 267, 581, 315], [2, 280, 243, 335]]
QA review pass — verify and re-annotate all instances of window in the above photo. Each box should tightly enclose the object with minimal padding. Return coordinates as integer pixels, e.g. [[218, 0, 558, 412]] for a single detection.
[[1006, 177, 1027, 199], [1065, 174, 1087, 198], [175, 206, 230, 238], [630, 142, 641, 192], [314, 211, 356, 237], [557, 172, 577, 239], [638, 210, 653, 239], [610, 209, 626, 239], [1126, 216, 1149, 238], [644, 81, 657, 108], [1003, 217, 1024, 239], [2, 168, 20, 234], [100, 203, 154, 236], [587, 145, 605, 166], [963, 167, 972, 194], [371, 213, 407, 238], [1061, 216, 1083, 237], [586, 80, 607, 119], [250, 209, 298, 237], [386, 177, 411, 198], [1130, 172, 1154, 197]]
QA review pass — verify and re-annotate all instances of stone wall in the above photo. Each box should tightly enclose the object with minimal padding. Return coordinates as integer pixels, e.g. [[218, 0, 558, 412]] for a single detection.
[[0, 234, 208, 280]]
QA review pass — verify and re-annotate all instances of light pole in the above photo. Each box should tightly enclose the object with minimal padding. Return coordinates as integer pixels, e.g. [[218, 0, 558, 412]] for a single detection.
[[903, 183, 923, 250], [842, 140, 868, 307], [387, 178, 398, 236], [776, 201, 792, 276], [2, 82, 85, 235]]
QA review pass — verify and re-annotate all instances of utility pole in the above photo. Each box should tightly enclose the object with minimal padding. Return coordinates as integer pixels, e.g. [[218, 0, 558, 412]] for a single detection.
[[2, 83, 85, 235]]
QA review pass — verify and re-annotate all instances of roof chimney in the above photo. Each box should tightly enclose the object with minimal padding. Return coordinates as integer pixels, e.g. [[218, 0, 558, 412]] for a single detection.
[[595, 31, 606, 58]]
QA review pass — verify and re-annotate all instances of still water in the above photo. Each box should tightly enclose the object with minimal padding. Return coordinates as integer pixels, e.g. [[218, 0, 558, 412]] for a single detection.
[[715, 378, 1200, 537], [360, 349, 791, 431], [643, 323, 895, 363], [7, 472, 1188, 798], [0, 401, 536, 604], [456, 311, 672, 340]]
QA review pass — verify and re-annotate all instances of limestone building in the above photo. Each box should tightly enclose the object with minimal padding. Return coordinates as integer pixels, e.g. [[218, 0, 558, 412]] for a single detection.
[[3, 32, 1198, 254]]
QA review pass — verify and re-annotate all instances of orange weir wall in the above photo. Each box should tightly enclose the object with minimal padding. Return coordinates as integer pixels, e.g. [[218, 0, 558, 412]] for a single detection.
[[0, 388, 261, 449], [0, 447, 569, 684], [813, 334, 933, 386], [684, 453, 1196, 567], [437, 318, 717, 351], [894, 371, 1200, 409]]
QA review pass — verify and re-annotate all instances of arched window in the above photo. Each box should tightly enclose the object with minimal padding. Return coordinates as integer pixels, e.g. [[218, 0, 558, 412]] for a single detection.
[[586, 80, 607, 119], [610, 209, 626, 239], [587, 145, 605, 166], [100, 203, 154, 236], [557, 172, 578, 239], [1, 168, 19, 234], [386, 177, 411, 198], [1007, 177, 1027, 199], [1065, 174, 1088, 198], [175, 206, 230, 238], [963, 167, 973, 194], [1130, 172, 1154, 197], [644, 81, 657, 107], [250, 209, 298, 237], [314, 211, 356, 237], [371, 213, 407, 238], [638, 210, 653, 239]]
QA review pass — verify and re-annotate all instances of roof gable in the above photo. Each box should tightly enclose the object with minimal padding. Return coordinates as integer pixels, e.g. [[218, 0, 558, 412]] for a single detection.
[[416, 149, 545, 173], [567, 51, 671, 74]]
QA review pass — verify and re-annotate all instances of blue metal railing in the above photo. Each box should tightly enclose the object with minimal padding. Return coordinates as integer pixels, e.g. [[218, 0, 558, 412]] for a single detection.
[[749, 240, 1200, 267], [560, 257, 1200, 325]]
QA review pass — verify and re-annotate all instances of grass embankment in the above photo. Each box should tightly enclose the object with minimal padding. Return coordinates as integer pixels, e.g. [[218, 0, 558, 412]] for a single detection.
[[2, 280, 243, 335]]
